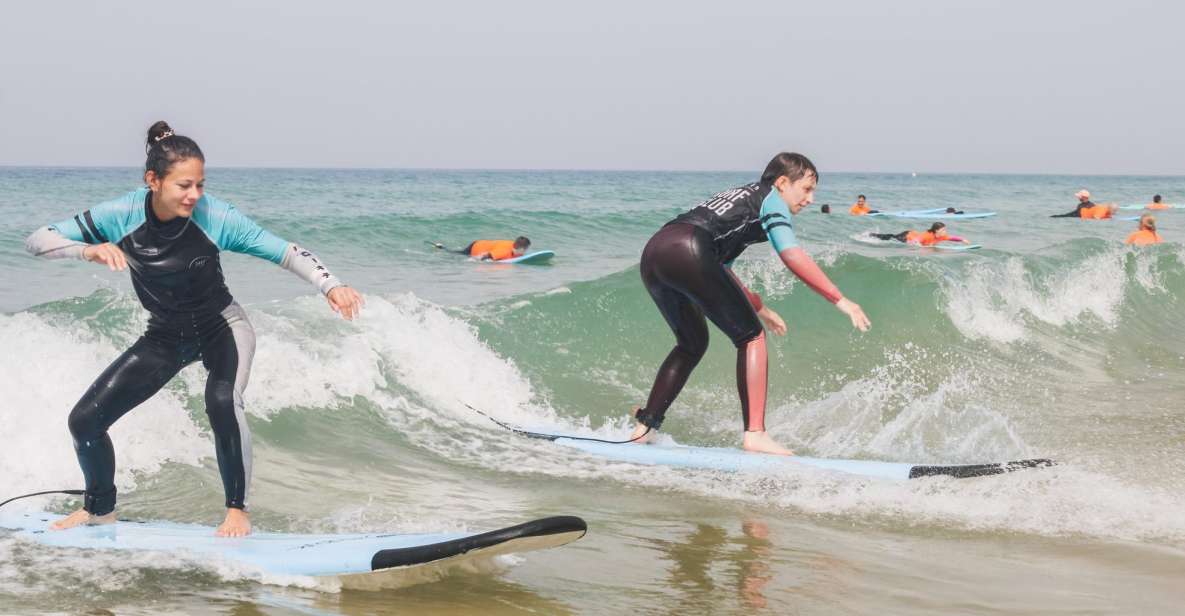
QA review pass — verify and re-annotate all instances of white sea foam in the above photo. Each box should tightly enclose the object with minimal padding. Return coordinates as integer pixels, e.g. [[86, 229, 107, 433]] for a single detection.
[[0, 312, 207, 511], [943, 249, 1129, 343]]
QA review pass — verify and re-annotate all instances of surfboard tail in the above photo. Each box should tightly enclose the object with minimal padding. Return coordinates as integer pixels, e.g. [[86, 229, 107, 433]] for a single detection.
[[369, 515, 587, 571], [908, 458, 1056, 479]]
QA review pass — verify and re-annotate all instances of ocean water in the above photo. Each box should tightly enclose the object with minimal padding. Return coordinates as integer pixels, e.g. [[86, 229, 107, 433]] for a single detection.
[[1, 167, 1184, 614]]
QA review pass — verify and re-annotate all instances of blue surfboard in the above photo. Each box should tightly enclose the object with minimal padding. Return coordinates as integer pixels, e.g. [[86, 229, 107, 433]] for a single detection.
[[869, 210, 997, 220], [1119, 204, 1176, 210], [555, 439, 1052, 480], [0, 511, 586, 590], [497, 250, 555, 264]]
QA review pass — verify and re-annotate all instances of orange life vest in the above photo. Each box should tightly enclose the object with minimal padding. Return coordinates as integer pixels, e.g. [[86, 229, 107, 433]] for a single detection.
[[850, 203, 871, 216], [1125, 230, 1162, 246], [905, 231, 945, 246], [469, 239, 517, 260]]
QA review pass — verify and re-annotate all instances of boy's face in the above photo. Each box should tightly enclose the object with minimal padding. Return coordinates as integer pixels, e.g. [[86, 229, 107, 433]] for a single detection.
[[777, 174, 817, 214]]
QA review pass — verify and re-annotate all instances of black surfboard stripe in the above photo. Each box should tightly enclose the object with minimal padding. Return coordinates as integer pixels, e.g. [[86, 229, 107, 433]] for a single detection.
[[908, 458, 1055, 479], [370, 515, 587, 571]]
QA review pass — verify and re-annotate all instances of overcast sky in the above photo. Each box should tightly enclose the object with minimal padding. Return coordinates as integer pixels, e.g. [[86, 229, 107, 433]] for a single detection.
[[1, 1, 1181, 174]]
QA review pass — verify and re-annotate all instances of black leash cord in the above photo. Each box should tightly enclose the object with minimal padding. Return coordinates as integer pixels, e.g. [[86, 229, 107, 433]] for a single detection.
[[462, 403, 651, 444], [0, 489, 84, 510]]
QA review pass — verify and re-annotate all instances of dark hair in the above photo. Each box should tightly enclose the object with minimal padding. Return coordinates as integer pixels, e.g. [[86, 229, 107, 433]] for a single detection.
[[821, 204, 831, 213], [514, 236, 531, 250], [1153, 194, 1162, 203], [857, 194, 866, 200], [760, 152, 818, 185], [144, 121, 204, 179], [928, 222, 946, 233]]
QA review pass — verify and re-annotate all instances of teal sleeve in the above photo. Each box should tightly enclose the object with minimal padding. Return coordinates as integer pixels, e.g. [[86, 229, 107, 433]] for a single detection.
[[48, 189, 147, 244], [197, 196, 290, 263], [760, 191, 799, 252]]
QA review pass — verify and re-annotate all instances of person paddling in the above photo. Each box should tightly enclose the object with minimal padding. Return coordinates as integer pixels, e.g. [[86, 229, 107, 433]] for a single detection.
[[430, 237, 531, 261], [1125, 214, 1163, 246], [870, 222, 970, 246], [849, 195, 879, 216], [1052, 189, 1117, 219], [24, 122, 364, 537], [630, 153, 870, 456]]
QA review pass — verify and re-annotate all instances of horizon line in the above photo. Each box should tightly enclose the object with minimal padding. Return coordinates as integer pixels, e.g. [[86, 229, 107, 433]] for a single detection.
[[0, 164, 1182, 179]]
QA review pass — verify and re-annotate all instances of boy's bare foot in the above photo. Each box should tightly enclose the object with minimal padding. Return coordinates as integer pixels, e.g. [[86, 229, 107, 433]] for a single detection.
[[49, 508, 116, 530], [742, 431, 794, 456]]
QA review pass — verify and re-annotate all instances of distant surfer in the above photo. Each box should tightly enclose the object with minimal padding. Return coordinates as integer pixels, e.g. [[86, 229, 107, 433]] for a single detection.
[[1051, 189, 1116, 219], [849, 195, 879, 216], [870, 222, 970, 246], [431, 237, 531, 261], [24, 122, 364, 537], [1125, 214, 1163, 245], [631, 153, 871, 455], [1146, 195, 1171, 210]]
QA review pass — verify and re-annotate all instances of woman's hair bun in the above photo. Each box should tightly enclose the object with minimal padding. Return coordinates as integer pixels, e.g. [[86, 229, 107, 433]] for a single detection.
[[146, 121, 175, 147]]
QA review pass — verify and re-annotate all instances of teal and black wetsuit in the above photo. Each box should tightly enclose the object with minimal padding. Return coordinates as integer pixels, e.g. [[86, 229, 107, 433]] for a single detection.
[[26, 188, 344, 516], [637, 182, 799, 431]]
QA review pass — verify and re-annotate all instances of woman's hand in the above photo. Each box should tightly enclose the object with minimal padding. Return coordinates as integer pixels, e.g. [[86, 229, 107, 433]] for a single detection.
[[327, 286, 365, 320], [757, 306, 787, 336], [82, 243, 127, 271], [835, 297, 871, 332]]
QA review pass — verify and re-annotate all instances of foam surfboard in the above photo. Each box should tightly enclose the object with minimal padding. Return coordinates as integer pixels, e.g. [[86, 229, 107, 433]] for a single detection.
[[853, 234, 981, 251], [932, 243, 982, 251], [1119, 204, 1175, 210], [496, 250, 555, 264], [869, 210, 996, 220], [0, 511, 586, 591], [556, 439, 1052, 480]]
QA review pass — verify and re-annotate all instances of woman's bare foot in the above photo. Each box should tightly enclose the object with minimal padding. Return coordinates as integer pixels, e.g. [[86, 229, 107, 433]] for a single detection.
[[629, 406, 655, 443], [49, 508, 116, 531], [742, 431, 794, 456], [215, 508, 251, 537]]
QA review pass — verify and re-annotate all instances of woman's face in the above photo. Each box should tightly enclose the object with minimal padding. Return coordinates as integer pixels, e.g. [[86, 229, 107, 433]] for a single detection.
[[146, 157, 205, 219], [776, 174, 817, 214], [935, 227, 949, 238]]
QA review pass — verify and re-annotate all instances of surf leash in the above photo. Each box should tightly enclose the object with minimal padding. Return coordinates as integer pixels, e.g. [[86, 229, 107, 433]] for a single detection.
[[0, 489, 84, 510], [462, 402, 651, 444]]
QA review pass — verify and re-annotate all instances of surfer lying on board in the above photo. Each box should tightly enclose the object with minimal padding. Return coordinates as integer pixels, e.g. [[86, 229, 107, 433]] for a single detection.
[[631, 153, 871, 455], [849, 194, 879, 216], [1126, 214, 1163, 246], [430, 237, 531, 261], [24, 122, 364, 537], [1051, 190, 1117, 219], [870, 222, 969, 246]]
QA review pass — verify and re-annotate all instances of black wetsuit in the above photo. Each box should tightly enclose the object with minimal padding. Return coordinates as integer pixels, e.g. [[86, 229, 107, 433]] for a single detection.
[[636, 183, 799, 432], [27, 188, 343, 516], [1052, 201, 1094, 218], [872, 232, 912, 243]]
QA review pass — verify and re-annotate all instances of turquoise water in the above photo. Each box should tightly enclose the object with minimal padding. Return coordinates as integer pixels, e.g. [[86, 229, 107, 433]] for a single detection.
[[2, 167, 1184, 614]]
